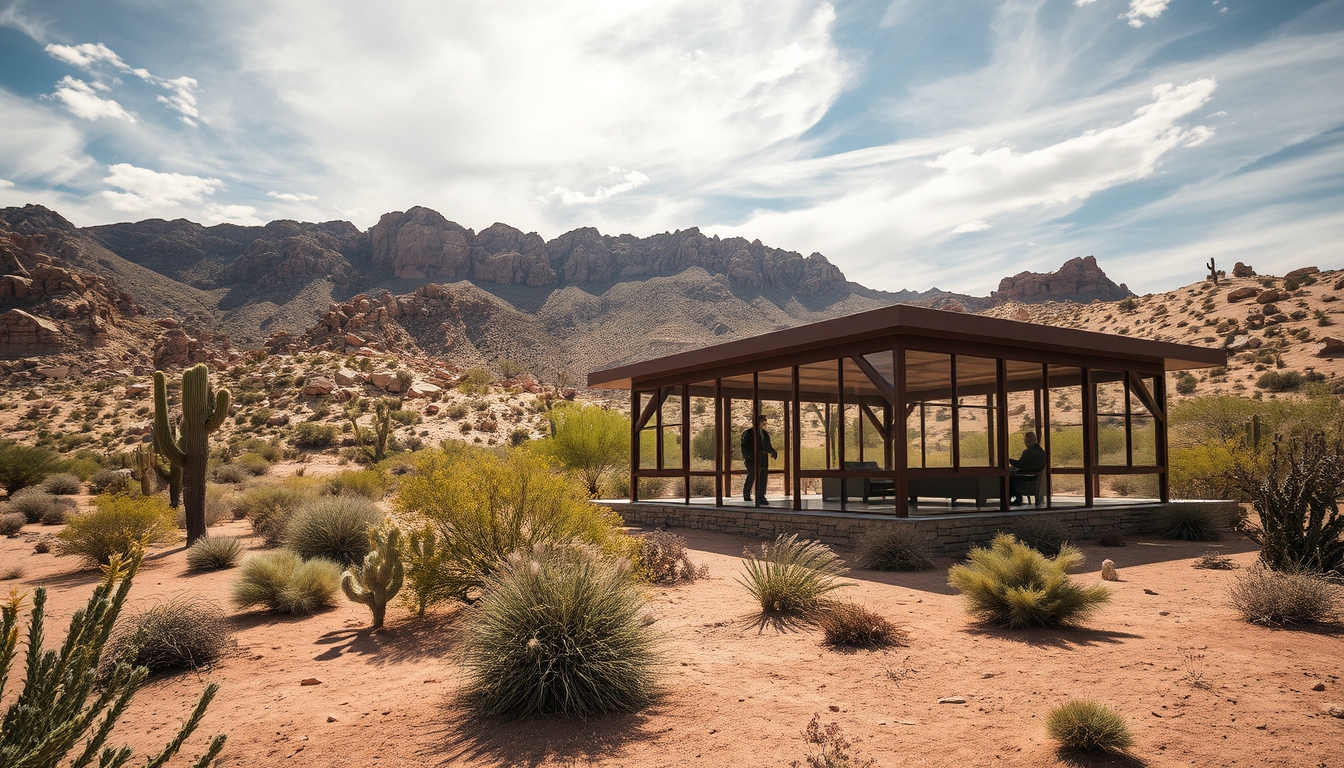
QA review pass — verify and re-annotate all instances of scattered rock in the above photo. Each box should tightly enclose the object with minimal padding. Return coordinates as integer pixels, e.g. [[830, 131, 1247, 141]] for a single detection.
[[266, 413, 290, 427], [1322, 703, 1344, 718], [1315, 337, 1344, 358], [370, 370, 398, 391], [938, 696, 966, 704], [1232, 262, 1255, 278], [1226, 287, 1258, 302], [407, 381, 441, 399], [300, 678, 322, 686], [424, 404, 440, 416], [333, 368, 361, 386], [1256, 290, 1284, 304], [327, 715, 338, 723], [344, 333, 365, 347], [1101, 559, 1119, 581], [828, 705, 840, 712], [302, 377, 335, 396], [1284, 266, 1319, 281], [1143, 588, 1158, 595], [1311, 682, 1326, 692], [1226, 335, 1252, 352], [125, 382, 149, 397]]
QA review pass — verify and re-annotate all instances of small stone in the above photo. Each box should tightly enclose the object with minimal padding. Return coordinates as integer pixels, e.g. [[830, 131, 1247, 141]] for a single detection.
[[1321, 703, 1344, 718], [1311, 682, 1326, 692], [1159, 611, 1170, 616], [1100, 559, 1119, 581], [938, 696, 967, 704], [981, 673, 995, 679], [327, 715, 337, 723], [1143, 588, 1158, 595], [828, 705, 840, 712], [300, 678, 322, 686]]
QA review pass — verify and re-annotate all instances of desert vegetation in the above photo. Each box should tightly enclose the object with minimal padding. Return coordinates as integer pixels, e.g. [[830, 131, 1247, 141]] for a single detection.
[[947, 533, 1110, 628], [738, 534, 852, 617]]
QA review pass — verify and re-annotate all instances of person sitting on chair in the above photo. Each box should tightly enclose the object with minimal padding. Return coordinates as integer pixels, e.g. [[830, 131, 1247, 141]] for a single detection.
[[1008, 431, 1047, 506], [740, 414, 778, 506]]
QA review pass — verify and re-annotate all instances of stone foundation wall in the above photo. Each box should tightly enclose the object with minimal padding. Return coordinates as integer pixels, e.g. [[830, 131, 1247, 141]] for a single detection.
[[609, 501, 1239, 555]]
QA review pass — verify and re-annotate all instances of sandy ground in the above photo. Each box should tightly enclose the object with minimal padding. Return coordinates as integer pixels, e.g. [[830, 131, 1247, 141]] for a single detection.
[[2, 512, 1342, 768]]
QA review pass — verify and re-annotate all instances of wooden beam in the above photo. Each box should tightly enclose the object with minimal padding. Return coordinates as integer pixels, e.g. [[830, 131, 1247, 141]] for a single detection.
[[1127, 371, 1165, 424], [634, 388, 670, 431], [850, 354, 897, 405], [860, 403, 888, 441]]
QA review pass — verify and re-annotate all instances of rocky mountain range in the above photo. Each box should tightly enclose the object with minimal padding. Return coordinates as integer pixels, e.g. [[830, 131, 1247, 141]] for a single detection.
[[0, 203, 1133, 379]]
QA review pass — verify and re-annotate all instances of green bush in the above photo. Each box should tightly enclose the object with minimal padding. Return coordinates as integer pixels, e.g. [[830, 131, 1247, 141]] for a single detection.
[[1046, 700, 1133, 753], [101, 595, 230, 677], [57, 454, 103, 481], [858, 526, 934, 571], [461, 543, 660, 718], [284, 496, 382, 566], [232, 481, 314, 545], [393, 448, 634, 603], [40, 472, 83, 495], [738, 534, 852, 616], [1231, 435, 1344, 574], [325, 469, 388, 500], [291, 422, 338, 449], [533, 403, 629, 495], [9, 487, 58, 524], [947, 533, 1109, 628], [186, 535, 245, 571], [1174, 372, 1198, 395], [1008, 516, 1070, 557], [231, 550, 342, 614], [1227, 565, 1340, 626], [234, 452, 272, 477], [88, 468, 130, 495], [212, 463, 248, 484], [41, 497, 75, 526], [0, 441, 59, 493], [0, 512, 24, 536], [56, 494, 178, 567], [1155, 504, 1221, 541], [390, 409, 420, 426], [1257, 370, 1304, 392], [819, 602, 906, 648]]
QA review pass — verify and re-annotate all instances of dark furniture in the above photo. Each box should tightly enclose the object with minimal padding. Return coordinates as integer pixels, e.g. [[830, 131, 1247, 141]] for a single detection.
[[907, 475, 1001, 506], [821, 461, 894, 503]]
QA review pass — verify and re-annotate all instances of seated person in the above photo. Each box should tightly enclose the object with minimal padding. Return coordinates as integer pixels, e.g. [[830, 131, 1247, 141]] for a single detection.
[[1008, 431, 1047, 506]]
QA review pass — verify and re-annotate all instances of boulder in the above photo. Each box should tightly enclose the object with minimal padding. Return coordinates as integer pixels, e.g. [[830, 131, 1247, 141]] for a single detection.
[[0, 309, 62, 347], [407, 381, 441, 399], [125, 383, 149, 398], [35, 365, 69, 378], [1226, 286, 1258, 302], [1315, 336, 1344, 357], [333, 368, 362, 386], [1256, 290, 1283, 304], [266, 413, 290, 427], [303, 377, 335, 396], [344, 333, 365, 347], [1284, 266, 1319, 281], [1226, 335, 1252, 352], [370, 370, 398, 390], [1232, 262, 1255, 278], [424, 404, 440, 416], [993, 256, 1131, 303]]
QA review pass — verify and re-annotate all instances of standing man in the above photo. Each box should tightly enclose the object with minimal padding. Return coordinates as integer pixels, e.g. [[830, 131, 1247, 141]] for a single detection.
[[1008, 431, 1047, 506], [741, 414, 778, 506]]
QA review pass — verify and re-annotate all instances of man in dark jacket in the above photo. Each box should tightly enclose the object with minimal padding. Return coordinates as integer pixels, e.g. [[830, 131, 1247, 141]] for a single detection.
[[1008, 431, 1047, 506], [740, 414, 777, 506]]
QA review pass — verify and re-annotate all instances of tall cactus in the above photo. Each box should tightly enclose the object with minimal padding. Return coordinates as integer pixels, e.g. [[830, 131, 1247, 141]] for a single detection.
[[153, 450, 183, 509], [154, 363, 229, 546], [1206, 257, 1218, 285], [342, 527, 404, 629], [133, 445, 155, 497]]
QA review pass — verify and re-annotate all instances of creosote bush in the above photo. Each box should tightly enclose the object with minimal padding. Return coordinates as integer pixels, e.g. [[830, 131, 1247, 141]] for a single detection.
[[233, 481, 313, 546], [9, 487, 59, 524], [325, 468, 388, 500], [231, 550, 342, 614], [1227, 565, 1340, 626], [857, 526, 935, 571], [635, 529, 708, 583], [738, 534, 852, 616], [57, 493, 178, 567], [1156, 504, 1221, 542], [186, 535, 245, 571], [40, 472, 83, 495], [819, 603, 907, 649], [1046, 700, 1133, 754], [100, 595, 231, 678], [88, 468, 129, 495], [947, 533, 1110, 629], [0, 440, 59, 493], [0, 512, 24, 536], [461, 544, 661, 718], [284, 495, 382, 566]]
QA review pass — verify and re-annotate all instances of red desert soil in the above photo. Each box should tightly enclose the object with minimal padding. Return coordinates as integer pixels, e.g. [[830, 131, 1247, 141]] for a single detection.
[[3, 516, 1341, 768]]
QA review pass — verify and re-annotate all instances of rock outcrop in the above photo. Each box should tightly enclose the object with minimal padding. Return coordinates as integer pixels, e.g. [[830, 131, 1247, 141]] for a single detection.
[[992, 256, 1131, 304]]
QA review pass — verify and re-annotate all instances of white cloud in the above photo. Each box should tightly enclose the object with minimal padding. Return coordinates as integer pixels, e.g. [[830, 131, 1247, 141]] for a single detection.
[[44, 42, 129, 71], [154, 75, 200, 121], [267, 190, 318, 202], [1074, 0, 1099, 5], [44, 41, 203, 123], [48, 76, 136, 122], [100, 163, 222, 211], [1123, 0, 1171, 27], [951, 220, 993, 233], [0, 90, 92, 184], [0, 178, 14, 188], [553, 168, 650, 206], [205, 203, 263, 225]]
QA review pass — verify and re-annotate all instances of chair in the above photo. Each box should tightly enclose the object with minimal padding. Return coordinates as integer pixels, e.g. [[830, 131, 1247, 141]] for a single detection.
[[1011, 473, 1043, 507], [821, 461, 894, 503]]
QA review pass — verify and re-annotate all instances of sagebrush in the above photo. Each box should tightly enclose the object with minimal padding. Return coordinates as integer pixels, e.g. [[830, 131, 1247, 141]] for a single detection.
[[0, 512, 24, 537], [1227, 564, 1339, 626], [819, 603, 907, 649], [947, 533, 1109, 628], [233, 481, 313, 546], [738, 534, 852, 616], [284, 495, 382, 566], [9, 488, 57, 524], [40, 472, 83, 495], [636, 529, 708, 583]]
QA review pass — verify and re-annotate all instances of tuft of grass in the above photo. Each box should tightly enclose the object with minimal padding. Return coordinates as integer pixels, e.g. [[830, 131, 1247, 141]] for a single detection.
[[232, 482, 314, 546], [1046, 700, 1133, 753], [1227, 565, 1340, 626], [0, 512, 25, 536], [56, 494, 178, 567], [186, 536, 245, 571], [1007, 517, 1070, 557], [231, 550, 342, 614], [1, 563, 24, 580], [947, 533, 1110, 629], [283, 496, 382, 566], [738, 534, 852, 616], [819, 603, 907, 649], [461, 543, 660, 718], [100, 596, 230, 678], [858, 526, 935, 571], [1156, 504, 1221, 541], [234, 452, 272, 477], [40, 473, 83, 495], [211, 464, 249, 485], [1192, 549, 1238, 570]]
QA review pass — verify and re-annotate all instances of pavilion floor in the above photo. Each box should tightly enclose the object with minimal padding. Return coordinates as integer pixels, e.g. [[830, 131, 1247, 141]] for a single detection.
[[604, 493, 1162, 518]]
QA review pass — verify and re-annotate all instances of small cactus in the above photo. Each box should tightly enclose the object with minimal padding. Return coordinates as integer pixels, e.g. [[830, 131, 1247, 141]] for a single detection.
[[1206, 257, 1218, 285], [154, 363, 230, 546], [342, 527, 404, 629], [133, 445, 155, 497]]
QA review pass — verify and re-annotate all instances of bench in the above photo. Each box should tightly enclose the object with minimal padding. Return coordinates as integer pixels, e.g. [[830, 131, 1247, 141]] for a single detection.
[[907, 475, 1001, 506], [821, 461, 894, 503]]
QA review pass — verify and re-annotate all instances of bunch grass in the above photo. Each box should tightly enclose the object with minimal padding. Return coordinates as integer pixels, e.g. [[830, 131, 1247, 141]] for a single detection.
[[737, 534, 852, 616], [231, 550, 341, 614], [947, 533, 1109, 629], [1046, 700, 1133, 753]]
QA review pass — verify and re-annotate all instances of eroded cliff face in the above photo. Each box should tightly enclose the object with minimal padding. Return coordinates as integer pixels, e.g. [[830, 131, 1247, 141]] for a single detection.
[[993, 256, 1131, 304]]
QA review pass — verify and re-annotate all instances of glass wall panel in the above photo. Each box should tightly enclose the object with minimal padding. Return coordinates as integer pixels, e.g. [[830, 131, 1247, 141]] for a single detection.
[[1048, 366, 1084, 469], [906, 351, 952, 469], [1094, 372, 1126, 467], [688, 382, 716, 471], [1099, 474, 1160, 500], [1006, 361, 1043, 459], [659, 389, 683, 470], [1129, 375, 1159, 466], [798, 362, 836, 472]]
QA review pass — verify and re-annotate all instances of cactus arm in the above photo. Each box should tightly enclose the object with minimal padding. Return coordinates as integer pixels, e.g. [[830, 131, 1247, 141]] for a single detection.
[[340, 571, 374, 606], [205, 389, 230, 433], [152, 372, 187, 466]]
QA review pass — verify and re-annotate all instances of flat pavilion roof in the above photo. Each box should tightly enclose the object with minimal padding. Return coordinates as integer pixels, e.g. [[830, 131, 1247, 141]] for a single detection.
[[588, 304, 1226, 397]]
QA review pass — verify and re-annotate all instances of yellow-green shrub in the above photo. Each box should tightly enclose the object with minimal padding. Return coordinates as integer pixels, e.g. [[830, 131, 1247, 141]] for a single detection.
[[57, 494, 178, 567]]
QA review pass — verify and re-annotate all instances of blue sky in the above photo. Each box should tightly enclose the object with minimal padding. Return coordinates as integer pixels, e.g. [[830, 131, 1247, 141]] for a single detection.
[[0, 0, 1341, 295]]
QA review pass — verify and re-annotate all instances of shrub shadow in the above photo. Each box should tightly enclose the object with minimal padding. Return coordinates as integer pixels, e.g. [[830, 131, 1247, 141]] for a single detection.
[[740, 609, 818, 634], [962, 624, 1143, 648], [312, 608, 464, 665], [1056, 749, 1149, 767], [227, 606, 336, 631], [426, 699, 667, 768]]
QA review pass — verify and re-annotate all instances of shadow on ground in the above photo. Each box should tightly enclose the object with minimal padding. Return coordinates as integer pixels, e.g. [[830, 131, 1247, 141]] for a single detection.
[[962, 624, 1144, 649], [312, 607, 463, 665], [1056, 748, 1150, 767], [427, 700, 667, 768]]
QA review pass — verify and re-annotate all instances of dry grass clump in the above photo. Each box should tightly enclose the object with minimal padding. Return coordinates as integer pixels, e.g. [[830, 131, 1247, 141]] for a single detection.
[[9, 488, 58, 524], [40, 497, 76, 525], [798, 714, 875, 768], [186, 536, 245, 571], [636, 529, 708, 583], [87, 468, 129, 495], [283, 496, 382, 566], [231, 550, 342, 614], [738, 534, 852, 616], [1156, 504, 1221, 541], [56, 494, 178, 567], [819, 603, 907, 649], [947, 533, 1110, 629], [101, 595, 231, 678], [1227, 565, 1340, 626], [1046, 700, 1133, 754], [325, 469, 388, 500], [461, 544, 660, 718], [211, 463, 249, 485], [1, 563, 24, 580], [1007, 517, 1070, 557], [857, 526, 934, 571], [40, 472, 83, 495], [0, 512, 24, 537], [1192, 548, 1239, 570], [233, 482, 313, 546]]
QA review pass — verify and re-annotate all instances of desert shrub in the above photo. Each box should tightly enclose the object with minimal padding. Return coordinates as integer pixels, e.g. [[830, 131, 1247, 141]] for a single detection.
[[508, 428, 530, 447], [234, 481, 313, 545], [284, 495, 382, 566], [1257, 370, 1304, 392], [0, 441, 59, 492], [186, 535, 245, 571], [738, 534, 852, 616], [291, 421, 338, 449], [457, 367, 493, 395], [858, 526, 934, 571], [688, 475, 715, 497], [9, 487, 58, 524], [234, 452, 272, 477], [41, 497, 76, 525], [390, 408, 420, 426], [1008, 517, 1070, 557], [56, 494, 178, 566], [212, 463, 248, 484], [635, 529, 708, 583], [40, 472, 83, 495], [461, 543, 660, 717], [88, 467, 130, 495], [1, 564, 24, 580], [1227, 565, 1340, 626], [798, 714, 875, 768], [0, 512, 24, 536], [393, 448, 633, 602], [1192, 548, 1238, 570], [1046, 700, 1133, 753], [1230, 435, 1344, 574], [1155, 504, 1221, 541], [445, 403, 469, 419], [819, 603, 906, 648], [325, 468, 388, 500], [177, 492, 226, 530], [1174, 372, 1198, 395], [231, 550, 342, 614], [101, 595, 230, 677], [947, 533, 1110, 629], [533, 403, 629, 495], [57, 454, 103, 481]]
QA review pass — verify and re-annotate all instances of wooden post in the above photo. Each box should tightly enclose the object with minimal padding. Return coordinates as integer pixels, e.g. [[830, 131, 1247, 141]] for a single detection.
[[715, 380, 724, 507], [1081, 368, 1095, 507], [630, 388, 640, 502], [1042, 364, 1052, 509], [950, 354, 960, 470], [1155, 374, 1170, 502], [837, 358, 846, 511], [894, 346, 909, 518], [996, 357, 1009, 513], [792, 366, 803, 511], [682, 383, 691, 503]]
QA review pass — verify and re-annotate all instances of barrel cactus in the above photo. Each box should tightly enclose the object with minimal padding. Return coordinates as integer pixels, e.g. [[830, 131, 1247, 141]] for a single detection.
[[154, 364, 229, 546], [342, 527, 404, 629]]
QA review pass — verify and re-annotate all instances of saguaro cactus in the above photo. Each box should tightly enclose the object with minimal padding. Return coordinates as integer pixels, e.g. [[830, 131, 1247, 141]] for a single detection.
[[133, 445, 155, 497], [342, 527, 404, 629], [1206, 257, 1218, 285], [153, 449, 183, 509], [154, 363, 229, 546]]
